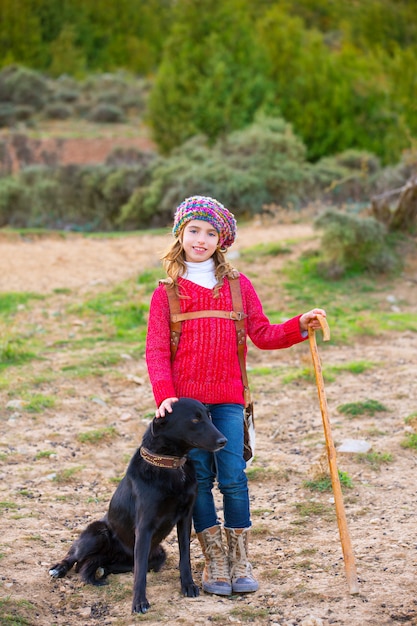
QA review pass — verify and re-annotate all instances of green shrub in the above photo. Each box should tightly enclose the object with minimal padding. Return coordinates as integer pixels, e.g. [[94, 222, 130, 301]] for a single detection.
[[15, 104, 35, 121], [0, 102, 16, 127], [304, 470, 353, 492], [401, 433, 417, 450], [43, 103, 73, 120], [0, 177, 29, 226], [337, 399, 388, 417], [0, 65, 50, 110], [314, 208, 398, 277], [88, 104, 125, 123], [123, 116, 315, 225]]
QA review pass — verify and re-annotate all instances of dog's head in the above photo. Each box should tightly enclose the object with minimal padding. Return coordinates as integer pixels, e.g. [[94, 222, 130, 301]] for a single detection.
[[151, 398, 227, 453]]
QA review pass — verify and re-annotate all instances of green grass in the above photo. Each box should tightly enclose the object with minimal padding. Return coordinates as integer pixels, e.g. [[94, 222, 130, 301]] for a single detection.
[[282, 366, 331, 384], [0, 337, 38, 371], [355, 451, 393, 469], [246, 465, 289, 483], [137, 267, 165, 293], [22, 394, 56, 413], [0, 292, 43, 318], [0, 501, 19, 512], [229, 607, 270, 622], [77, 426, 118, 444], [401, 433, 417, 450], [53, 466, 84, 483], [337, 399, 388, 417], [278, 252, 416, 342], [294, 501, 332, 517], [35, 450, 54, 459], [241, 241, 292, 262], [251, 360, 375, 385], [329, 360, 375, 375], [70, 282, 149, 342], [61, 351, 124, 378], [0, 598, 36, 626], [404, 412, 417, 429], [304, 470, 353, 492]]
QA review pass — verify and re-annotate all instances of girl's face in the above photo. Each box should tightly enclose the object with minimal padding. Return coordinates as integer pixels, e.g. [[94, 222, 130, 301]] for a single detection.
[[181, 219, 220, 263]]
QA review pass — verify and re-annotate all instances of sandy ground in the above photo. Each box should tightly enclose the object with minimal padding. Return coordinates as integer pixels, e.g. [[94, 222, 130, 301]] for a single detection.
[[0, 221, 416, 626]]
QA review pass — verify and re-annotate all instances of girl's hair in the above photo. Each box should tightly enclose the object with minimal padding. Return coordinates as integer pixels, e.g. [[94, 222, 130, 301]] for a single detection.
[[161, 234, 238, 297]]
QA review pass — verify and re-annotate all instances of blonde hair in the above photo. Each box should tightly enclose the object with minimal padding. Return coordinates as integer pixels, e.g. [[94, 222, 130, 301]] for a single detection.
[[161, 233, 238, 298]]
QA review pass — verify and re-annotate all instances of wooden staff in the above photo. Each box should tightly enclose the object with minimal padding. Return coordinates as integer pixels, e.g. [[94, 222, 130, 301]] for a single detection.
[[308, 315, 359, 595]]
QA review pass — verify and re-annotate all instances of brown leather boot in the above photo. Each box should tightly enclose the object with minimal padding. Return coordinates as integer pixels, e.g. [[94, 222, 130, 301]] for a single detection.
[[225, 527, 259, 593], [197, 525, 232, 596]]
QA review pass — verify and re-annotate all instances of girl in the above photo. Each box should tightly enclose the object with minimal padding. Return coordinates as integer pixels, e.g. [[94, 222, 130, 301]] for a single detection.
[[145, 196, 326, 596]]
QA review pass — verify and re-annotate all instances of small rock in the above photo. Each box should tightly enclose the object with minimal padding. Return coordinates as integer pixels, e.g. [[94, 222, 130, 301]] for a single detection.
[[127, 374, 144, 385], [120, 412, 132, 421], [6, 399, 25, 410], [79, 607, 91, 618], [300, 618, 324, 626], [91, 397, 107, 407], [337, 439, 371, 453]]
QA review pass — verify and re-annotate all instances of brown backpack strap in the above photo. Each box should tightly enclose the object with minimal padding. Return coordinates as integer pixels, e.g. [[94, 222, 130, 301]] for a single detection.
[[171, 310, 246, 322], [228, 277, 251, 406], [164, 285, 182, 361]]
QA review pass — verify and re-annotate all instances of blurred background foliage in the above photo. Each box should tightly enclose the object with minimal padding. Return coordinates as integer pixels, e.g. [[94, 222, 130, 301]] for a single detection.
[[1, 0, 416, 163], [0, 0, 416, 243]]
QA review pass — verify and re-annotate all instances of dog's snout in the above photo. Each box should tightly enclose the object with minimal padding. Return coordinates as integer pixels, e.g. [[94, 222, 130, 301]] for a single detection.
[[216, 435, 227, 449]]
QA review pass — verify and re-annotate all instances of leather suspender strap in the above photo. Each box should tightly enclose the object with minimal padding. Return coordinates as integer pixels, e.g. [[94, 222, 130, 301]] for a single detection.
[[171, 310, 246, 322], [165, 285, 182, 360], [228, 277, 252, 406]]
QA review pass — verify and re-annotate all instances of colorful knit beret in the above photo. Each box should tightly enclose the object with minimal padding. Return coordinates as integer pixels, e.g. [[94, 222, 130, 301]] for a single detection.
[[172, 196, 237, 249]]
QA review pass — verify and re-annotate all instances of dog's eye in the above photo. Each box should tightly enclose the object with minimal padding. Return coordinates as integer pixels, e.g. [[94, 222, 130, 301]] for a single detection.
[[192, 417, 200, 424]]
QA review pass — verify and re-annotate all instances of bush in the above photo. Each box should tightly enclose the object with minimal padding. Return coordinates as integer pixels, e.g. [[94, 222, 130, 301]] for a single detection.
[[88, 104, 125, 123], [121, 115, 316, 226], [0, 65, 50, 110], [0, 177, 29, 226], [312, 150, 382, 204], [0, 158, 157, 231], [0, 139, 13, 176], [14, 104, 35, 121], [105, 147, 156, 167], [0, 103, 15, 127], [314, 208, 398, 277], [53, 88, 80, 103], [43, 103, 73, 120]]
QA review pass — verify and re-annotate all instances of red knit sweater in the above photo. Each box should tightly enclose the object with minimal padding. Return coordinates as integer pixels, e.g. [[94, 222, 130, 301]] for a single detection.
[[145, 274, 306, 407]]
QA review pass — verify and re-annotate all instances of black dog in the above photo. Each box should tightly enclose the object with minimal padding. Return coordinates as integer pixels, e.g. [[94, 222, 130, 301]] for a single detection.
[[49, 398, 227, 613]]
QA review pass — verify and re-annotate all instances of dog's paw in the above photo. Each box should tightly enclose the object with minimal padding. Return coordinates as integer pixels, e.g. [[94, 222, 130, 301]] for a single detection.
[[132, 600, 150, 614], [49, 565, 66, 579], [182, 582, 200, 597]]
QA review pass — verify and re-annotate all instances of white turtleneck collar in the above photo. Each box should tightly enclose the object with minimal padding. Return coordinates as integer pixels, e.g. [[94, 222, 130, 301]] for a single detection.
[[184, 258, 217, 289]]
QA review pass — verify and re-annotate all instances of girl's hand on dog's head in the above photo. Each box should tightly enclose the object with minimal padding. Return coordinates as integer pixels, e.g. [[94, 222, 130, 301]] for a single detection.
[[156, 397, 179, 418]]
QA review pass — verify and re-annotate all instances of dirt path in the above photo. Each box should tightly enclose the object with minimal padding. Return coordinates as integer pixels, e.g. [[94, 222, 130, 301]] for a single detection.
[[0, 222, 416, 626]]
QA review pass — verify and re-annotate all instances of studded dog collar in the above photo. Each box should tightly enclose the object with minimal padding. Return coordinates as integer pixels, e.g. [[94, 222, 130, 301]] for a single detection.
[[139, 446, 187, 469]]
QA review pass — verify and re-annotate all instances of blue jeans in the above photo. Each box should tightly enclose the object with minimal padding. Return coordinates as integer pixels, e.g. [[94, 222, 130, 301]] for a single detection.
[[188, 403, 251, 533]]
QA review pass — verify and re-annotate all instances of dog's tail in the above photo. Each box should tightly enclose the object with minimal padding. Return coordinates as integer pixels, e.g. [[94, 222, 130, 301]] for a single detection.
[[74, 520, 114, 585]]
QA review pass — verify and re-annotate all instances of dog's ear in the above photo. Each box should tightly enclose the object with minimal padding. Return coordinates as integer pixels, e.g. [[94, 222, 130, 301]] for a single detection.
[[150, 415, 166, 436]]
